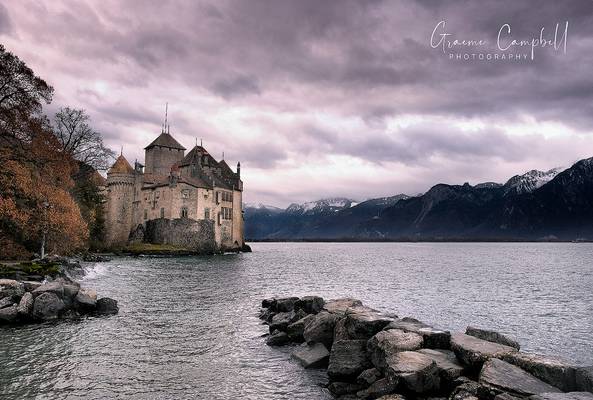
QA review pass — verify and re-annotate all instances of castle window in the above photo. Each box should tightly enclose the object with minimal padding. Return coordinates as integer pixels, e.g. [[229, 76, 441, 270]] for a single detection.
[[204, 208, 210, 220], [160, 208, 164, 218], [220, 207, 233, 220], [144, 210, 147, 220], [181, 207, 188, 218], [182, 189, 190, 199]]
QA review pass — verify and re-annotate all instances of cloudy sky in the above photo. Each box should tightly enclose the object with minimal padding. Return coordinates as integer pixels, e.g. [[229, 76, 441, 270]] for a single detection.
[[2, 1, 593, 206]]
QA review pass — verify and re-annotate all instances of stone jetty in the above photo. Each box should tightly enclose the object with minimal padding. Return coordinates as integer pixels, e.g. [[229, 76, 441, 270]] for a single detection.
[[259, 296, 593, 400]]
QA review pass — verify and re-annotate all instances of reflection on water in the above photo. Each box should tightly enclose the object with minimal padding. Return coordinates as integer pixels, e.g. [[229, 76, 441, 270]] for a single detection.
[[1, 243, 592, 399]]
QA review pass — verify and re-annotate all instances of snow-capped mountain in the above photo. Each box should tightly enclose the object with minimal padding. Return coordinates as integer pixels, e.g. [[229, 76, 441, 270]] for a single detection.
[[285, 197, 358, 215], [242, 202, 282, 212], [503, 167, 564, 195]]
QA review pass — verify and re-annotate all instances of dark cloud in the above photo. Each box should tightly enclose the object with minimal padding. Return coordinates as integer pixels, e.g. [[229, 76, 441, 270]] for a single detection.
[[210, 75, 261, 99]]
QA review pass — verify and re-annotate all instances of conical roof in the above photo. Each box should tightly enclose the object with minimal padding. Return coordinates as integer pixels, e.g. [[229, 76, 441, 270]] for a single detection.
[[144, 132, 186, 150], [108, 154, 134, 174]]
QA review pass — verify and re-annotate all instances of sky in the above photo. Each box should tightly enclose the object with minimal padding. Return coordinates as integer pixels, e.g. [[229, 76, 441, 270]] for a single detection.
[[2, 0, 593, 207]]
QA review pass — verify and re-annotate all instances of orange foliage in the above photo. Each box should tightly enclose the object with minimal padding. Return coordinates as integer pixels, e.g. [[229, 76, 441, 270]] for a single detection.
[[0, 123, 89, 258]]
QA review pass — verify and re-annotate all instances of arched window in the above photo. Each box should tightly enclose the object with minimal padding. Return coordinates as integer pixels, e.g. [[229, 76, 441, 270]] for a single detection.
[[181, 207, 188, 218]]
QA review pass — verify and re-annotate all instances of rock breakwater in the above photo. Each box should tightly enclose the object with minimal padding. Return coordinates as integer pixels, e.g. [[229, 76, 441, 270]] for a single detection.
[[259, 296, 593, 400]]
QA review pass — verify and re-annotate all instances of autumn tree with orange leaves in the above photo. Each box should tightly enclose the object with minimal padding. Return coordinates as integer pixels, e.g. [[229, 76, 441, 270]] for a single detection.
[[0, 44, 89, 259]]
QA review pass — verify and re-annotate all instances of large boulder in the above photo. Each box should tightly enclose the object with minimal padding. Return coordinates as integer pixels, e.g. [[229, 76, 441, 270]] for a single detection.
[[576, 366, 593, 392], [287, 314, 316, 342], [266, 330, 289, 346], [418, 348, 464, 383], [466, 326, 520, 350], [530, 394, 593, 400], [269, 311, 296, 332], [33, 292, 65, 320], [357, 368, 382, 386], [450, 378, 494, 400], [328, 381, 365, 396], [74, 290, 97, 313], [295, 296, 325, 314], [17, 292, 34, 317], [261, 298, 275, 308], [0, 279, 25, 301], [386, 317, 451, 349], [328, 339, 372, 379], [96, 298, 119, 315], [357, 377, 398, 399], [303, 311, 339, 348], [383, 351, 440, 394], [502, 352, 578, 392], [451, 333, 518, 371], [368, 329, 424, 370], [32, 281, 64, 299], [341, 309, 394, 340], [22, 281, 42, 292], [0, 304, 18, 323], [291, 343, 330, 368], [274, 297, 299, 312], [0, 296, 14, 309], [479, 358, 562, 397], [324, 298, 363, 315]]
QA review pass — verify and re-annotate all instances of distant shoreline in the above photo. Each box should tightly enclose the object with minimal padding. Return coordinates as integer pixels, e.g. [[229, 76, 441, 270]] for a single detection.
[[247, 238, 592, 243]]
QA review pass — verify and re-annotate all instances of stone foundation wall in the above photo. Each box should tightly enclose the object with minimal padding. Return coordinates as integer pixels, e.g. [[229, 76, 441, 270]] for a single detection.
[[142, 218, 217, 253]]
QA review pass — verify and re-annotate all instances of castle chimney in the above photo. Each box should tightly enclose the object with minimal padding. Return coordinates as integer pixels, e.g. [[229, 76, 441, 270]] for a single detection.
[[237, 161, 241, 178]]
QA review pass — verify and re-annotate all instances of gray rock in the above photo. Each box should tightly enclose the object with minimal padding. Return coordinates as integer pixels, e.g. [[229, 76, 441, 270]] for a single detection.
[[576, 366, 593, 392], [259, 308, 276, 323], [450, 333, 518, 371], [357, 368, 382, 386], [341, 309, 394, 340], [0, 296, 14, 309], [356, 377, 398, 399], [261, 298, 275, 308], [266, 330, 289, 346], [323, 298, 363, 315], [418, 348, 464, 382], [0, 304, 18, 323], [479, 358, 562, 397], [287, 314, 316, 342], [96, 298, 118, 315], [502, 352, 578, 392], [0, 279, 25, 301], [450, 378, 493, 400], [22, 281, 43, 292], [79, 288, 97, 301], [33, 292, 65, 320], [274, 297, 299, 312], [303, 311, 339, 348], [32, 281, 64, 299], [291, 343, 329, 368], [384, 351, 440, 394], [495, 393, 523, 400], [328, 381, 365, 396], [530, 394, 593, 400], [466, 326, 521, 350], [17, 292, 34, 316], [74, 290, 97, 312], [386, 317, 451, 349], [269, 311, 296, 332], [295, 296, 325, 314], [328, 339, 372, 379], [368, 329, 424, 370], [63, 283, 80, 299], [334, 317, 350, 341], [376, 396, 407, 400]]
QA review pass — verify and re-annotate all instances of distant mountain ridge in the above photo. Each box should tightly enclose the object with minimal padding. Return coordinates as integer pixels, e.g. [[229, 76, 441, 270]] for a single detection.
[[244, 158, 593, 241]]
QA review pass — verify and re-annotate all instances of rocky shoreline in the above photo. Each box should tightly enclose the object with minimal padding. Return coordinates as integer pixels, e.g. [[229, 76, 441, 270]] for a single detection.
[[259, 296, 593, 400], [0, 256, 118, 325]]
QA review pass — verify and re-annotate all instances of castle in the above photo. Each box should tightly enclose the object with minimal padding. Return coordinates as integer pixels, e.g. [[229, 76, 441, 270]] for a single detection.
[[104, 126, 244, 253]]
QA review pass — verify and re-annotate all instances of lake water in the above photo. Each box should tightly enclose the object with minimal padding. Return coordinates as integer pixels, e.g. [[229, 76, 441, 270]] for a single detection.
[[1, 242, 592, 399]]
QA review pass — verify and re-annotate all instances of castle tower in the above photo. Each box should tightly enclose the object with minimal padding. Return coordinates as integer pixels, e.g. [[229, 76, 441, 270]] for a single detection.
[[105, 154, 136, 246], [144, 130, 185, 176]]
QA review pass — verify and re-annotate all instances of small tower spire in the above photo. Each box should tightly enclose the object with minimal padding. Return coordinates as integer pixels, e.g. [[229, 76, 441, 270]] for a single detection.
[[200, 138, 203, 147], [120, 146, 123, 156], [237, 161, 241, 177], [222, 151, 225, 160]]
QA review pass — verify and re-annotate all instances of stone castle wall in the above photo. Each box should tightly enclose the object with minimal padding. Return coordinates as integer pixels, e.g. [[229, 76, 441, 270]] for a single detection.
[[142, 218, 217, 253]]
